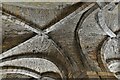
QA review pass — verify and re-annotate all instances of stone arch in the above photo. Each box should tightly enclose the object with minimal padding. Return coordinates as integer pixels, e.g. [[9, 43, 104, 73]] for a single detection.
[[1, 52, 70, 79], [1, 65, 41, 79], [0, 58, 62, 76], [74, 3, 99, 70]]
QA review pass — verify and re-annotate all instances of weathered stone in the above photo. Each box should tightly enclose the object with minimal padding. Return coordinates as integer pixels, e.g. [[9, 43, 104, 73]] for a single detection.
[[101, 32, 120, 79], [1, 2, 119, 80]]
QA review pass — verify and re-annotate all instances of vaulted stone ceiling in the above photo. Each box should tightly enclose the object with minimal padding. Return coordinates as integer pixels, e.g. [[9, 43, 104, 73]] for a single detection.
[[1, 2, 120, 80]]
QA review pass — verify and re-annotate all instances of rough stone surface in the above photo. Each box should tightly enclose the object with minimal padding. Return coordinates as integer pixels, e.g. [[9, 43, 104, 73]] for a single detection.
[[2, 2, 78, 29], [1, 2, 120, 80], [0, 58, 60, 74], [101, 32, 120, 79]]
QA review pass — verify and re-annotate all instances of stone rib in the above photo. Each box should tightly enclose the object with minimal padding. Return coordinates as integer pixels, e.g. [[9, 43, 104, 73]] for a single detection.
[[0, 58, 60, 74], [0, 35, 51, 60], [0, 68, 41, 79]]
